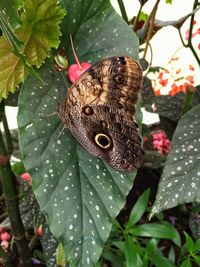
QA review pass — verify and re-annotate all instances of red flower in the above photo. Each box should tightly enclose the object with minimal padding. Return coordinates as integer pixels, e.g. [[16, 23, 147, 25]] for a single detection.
[[158, 72, 163, 79], [198, 43, 200, 50], [1, 240, 9, 250], [189, 65, 195, 71], [37, 226, 42, 236], [0, 232, 11, 241], [21, 172, 32, 186], [169, 83, 179, 96], [159, 78, 168, 87], [151, 130, 170, 155], [68, 62, 91, 83], [186, 75, 194, 84]]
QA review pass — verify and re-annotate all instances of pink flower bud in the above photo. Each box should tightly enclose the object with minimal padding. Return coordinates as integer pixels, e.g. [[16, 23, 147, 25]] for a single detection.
[[21, 172, 32, 186], [37, 226, 42, 236], [0, 232, 11, 241], [68, 62, 91, 83], [1, 240, 9, 250]]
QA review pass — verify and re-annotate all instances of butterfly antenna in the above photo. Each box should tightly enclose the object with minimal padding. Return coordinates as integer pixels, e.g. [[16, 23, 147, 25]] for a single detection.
[[57, 125, 66, 140], [39, 111, 59, 119]]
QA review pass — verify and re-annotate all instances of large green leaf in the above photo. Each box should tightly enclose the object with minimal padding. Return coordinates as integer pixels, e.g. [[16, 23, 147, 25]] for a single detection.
[[18, 1, 141, 266], [151, 104, 200, 216], [60, 0, 139, 63]]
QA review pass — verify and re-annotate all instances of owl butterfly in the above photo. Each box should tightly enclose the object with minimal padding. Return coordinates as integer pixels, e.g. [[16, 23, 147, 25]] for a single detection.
[[58, 56, 143, 172]]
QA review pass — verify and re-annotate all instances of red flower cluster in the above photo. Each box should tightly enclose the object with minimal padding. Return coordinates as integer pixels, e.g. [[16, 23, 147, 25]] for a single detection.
[[152, 130, 170, 155], [0, 227, 11, 251], [151, 60, 196, 97]]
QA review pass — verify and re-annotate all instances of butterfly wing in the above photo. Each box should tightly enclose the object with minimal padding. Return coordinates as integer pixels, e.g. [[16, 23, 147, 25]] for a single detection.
[[59, 56, 143, 172]]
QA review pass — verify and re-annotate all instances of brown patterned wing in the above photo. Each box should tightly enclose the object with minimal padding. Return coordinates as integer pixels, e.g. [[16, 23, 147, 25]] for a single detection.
[[59, 56, 143, 172]]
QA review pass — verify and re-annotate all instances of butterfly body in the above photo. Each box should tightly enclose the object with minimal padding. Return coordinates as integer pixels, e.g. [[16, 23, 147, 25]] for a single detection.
[[59, 56, 143, 172]]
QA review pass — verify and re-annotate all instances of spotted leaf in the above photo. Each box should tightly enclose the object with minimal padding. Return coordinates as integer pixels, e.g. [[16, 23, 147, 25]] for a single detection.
[[18, 0, 141, 265], [151, 104, 200, 216]]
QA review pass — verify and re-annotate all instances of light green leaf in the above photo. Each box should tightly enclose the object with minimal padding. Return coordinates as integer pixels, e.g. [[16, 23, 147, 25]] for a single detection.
[[125, 236, 142, 267], [56, 242, 66, 267], [0, 36, 27, 99], [127, 188, 150, 227], [152, 104, 200, 216], [20, 0, 66, 65], [149, 253, 174, 267], [130, 222, 181, 247], [184, 232, 194, 253], [180, 258, 192, 267], [0, 0, 65, 100]]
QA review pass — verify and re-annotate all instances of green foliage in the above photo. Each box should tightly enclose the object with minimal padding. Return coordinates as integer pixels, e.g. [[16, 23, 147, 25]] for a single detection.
[[0, 0, 65, 100], [18, 1, 141, 266], [152, 104, 200, 215], [101, 188, 200, 267], [56, 242, 66, 267]]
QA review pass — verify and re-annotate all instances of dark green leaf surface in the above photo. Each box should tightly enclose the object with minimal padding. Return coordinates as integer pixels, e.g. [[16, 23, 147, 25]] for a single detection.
[[152, 104, 200, 215], [125, 236, 142, 267], [130, 222, 181, 247], [154, 93, 185, 121], [18, 1, 141, 266], [60, 0, 139, 63], [149, 253, 174, 267], [127, 188, 150, 226]]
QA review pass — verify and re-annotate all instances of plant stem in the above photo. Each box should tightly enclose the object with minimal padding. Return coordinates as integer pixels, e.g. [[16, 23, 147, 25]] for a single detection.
[[2, 110, 13, 155], [187, 0, 200, 66], [178, 0, 200, 67], [132, 4, 143, 31], [69, 34, 82, 69], [0, 105, 32, 267], [117, 0, 128, 23], [142, 0, 160, 59]]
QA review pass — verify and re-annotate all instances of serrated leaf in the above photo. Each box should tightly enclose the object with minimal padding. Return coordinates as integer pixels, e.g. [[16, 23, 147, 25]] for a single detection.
[[18, 1, 141, 265], [0, 0, 65, 100], [152, 104, 200, 215], [20, 0, 66, 65], [0, 36, 27, 100]]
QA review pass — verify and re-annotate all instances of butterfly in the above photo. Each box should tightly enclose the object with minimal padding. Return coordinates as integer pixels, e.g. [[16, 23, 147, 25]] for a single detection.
[[58, 56, 143, 172]]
